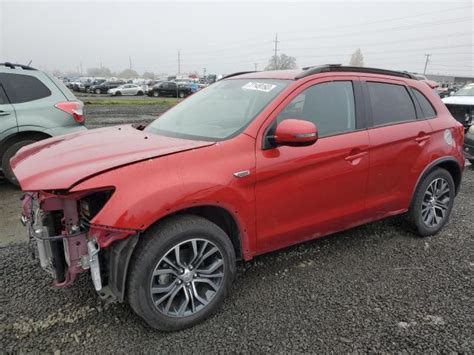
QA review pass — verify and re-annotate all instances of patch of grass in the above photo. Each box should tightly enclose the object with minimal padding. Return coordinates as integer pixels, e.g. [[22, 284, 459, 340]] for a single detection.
[[83, 98, 179, 107]]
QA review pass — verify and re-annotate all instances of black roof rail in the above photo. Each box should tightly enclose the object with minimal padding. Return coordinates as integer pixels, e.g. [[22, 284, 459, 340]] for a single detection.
[[0, 62, 37, 70], [295, 64, 416, 80], [222, 71, 257, 80]]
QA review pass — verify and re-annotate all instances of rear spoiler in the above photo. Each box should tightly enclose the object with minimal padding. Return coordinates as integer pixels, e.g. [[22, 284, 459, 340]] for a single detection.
[[421, 80, 439, 89]]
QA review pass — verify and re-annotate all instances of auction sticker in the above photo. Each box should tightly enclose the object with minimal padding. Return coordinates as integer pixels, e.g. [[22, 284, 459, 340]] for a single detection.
[[242, 82, 276, 92]]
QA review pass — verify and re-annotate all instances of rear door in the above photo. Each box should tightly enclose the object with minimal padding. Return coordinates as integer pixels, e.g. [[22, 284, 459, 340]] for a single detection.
[[0, 80, 17, 142], [362, 78, 432, 215]]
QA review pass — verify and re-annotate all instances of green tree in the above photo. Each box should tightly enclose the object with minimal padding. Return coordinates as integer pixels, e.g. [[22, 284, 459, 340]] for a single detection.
[[142, 71, 155, 79], [87, 67, 113, 77], [118, 69, 139, 79], [349, 49, 364, 67], [265, 53, 297, 71]]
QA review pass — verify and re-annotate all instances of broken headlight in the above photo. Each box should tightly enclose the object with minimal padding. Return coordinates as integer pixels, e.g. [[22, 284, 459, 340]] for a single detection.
[[79, 189, 114, 221]]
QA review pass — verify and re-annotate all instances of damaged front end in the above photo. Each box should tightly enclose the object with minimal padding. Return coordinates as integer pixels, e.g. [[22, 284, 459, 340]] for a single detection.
[[21, 189, 139, 302]]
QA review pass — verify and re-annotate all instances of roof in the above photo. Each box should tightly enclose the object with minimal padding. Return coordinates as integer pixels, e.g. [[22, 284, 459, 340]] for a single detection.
[[226, 65, 417, 81]]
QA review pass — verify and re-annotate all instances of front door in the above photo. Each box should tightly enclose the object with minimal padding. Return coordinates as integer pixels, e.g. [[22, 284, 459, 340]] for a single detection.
[[255, 78, 370, 254]]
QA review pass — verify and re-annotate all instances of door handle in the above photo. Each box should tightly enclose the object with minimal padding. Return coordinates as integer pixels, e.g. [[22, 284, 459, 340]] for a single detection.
[[0, 111, 11, 116], [415, 134, 430, 144], [345, 151, 368, 162]]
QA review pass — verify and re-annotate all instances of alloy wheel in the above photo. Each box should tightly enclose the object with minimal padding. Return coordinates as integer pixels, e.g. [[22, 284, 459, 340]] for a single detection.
[[149, 239, 225, 318], [421, 177, 451, 228]]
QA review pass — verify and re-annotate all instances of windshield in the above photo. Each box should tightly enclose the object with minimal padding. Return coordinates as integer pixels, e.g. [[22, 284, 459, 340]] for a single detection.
[[146, 79, 290, 140], [453, 84, 474, 96]]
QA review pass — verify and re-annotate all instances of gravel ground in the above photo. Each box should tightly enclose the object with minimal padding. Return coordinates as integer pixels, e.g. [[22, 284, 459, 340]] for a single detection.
[[0, 108, 473, 352]]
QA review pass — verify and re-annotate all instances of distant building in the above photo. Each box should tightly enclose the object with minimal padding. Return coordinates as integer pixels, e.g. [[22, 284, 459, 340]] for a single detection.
[[427, 74, 474, 84]]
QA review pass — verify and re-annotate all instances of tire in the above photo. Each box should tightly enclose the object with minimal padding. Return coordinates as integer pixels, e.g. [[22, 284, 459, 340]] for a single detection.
[[95, 89, 101, 95], [153, 91, 160, 97], [469, 159, 474, 165], [127, 214, 236, 331], [137, 91, 143, 96], [178, 91, 185, 98], [1, 139, 38, 186], [115, 91, 122, 96], [406, 168, 455, 236]]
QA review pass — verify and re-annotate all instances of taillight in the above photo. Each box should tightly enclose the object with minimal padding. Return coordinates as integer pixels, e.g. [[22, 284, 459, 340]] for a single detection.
[[55, 101, 85, 123]]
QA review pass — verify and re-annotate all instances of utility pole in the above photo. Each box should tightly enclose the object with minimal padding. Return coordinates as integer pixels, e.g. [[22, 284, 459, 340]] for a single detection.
[[423, 54, 431, 75], [80, 62, 83, 75], [254, 63, 258, 71], [202, 67, 206, 77], [178, 50, 181, 75], [273, 33, 279, 58], [129, 56, 132, 70]]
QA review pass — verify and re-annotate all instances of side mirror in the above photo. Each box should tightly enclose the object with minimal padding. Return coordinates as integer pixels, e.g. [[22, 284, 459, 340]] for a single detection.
[[273, 119, 318, 147]]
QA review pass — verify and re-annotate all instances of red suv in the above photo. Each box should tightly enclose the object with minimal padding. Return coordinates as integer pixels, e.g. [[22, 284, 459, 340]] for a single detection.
[[12, 65, 465, 330]]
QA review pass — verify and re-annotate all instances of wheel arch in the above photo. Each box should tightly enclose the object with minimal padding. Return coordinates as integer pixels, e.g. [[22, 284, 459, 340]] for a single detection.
[[0, 131, 51, 159], [411, 156, 463, 202], [147, 204, 243, 261]]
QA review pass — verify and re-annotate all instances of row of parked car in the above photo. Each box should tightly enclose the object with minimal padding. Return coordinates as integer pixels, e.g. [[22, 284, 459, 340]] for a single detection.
[[66, 78, 207, 98]]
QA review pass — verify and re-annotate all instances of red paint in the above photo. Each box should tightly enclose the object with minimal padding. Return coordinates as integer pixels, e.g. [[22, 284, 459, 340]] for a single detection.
[[14, 70, 465, 271]]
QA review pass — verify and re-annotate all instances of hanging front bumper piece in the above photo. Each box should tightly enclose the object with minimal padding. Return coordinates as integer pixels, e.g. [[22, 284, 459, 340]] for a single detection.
[[21, 191, 138, 300]]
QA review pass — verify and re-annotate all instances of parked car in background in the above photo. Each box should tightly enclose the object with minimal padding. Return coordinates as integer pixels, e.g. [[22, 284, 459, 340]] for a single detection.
[[108, 84, 144, 96], [442, 83, 474, 162], [463, 125, 474, 164], [81, 78, 106, 93], [442, 83, 474, 129], [147, 81, 192, 98], [12, 65, 464, 330], [89, 80, 125, 94], [0, 62, 87, 185], [146, 81, 162, 95]]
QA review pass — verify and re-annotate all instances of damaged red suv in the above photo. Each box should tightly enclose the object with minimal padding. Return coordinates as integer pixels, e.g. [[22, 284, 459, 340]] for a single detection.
[[12, 65, 465, 330]]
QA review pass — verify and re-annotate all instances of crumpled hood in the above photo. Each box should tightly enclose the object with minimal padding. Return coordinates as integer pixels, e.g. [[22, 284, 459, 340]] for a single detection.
[[11, 125, 214, 191]]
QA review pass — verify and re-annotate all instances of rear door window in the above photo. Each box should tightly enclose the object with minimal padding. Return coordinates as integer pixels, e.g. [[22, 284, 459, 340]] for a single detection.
[[412, 88, 436, 118], [0, 73, 52, 104], [367, 82, 416, 126]]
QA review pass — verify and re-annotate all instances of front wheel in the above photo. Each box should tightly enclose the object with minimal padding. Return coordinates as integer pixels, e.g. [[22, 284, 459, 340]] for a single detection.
[[127, 215, 236, 331], [153, 91, 160, 97], [178, 91, 185, 98], [95, 89, 101, 94], [407, 168, 455, 236]]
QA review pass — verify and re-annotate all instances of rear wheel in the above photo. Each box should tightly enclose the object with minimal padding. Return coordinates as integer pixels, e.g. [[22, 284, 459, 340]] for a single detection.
[[469, 159, 474, 165], [127, 215, 236, 331], [153, 91, 160, 97], [95, 89, 101, 94], [407, 168, 455, 236], [137, 91, 144, 96], [178, 91, 185, 98], [1, 139, 38, 186]]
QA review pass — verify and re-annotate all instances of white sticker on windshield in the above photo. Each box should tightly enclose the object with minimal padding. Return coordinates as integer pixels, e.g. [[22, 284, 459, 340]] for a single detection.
[[242, 82, 276, 92]]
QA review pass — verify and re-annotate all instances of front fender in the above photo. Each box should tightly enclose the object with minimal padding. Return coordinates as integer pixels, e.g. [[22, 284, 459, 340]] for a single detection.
[[71, 135, 257, 258]]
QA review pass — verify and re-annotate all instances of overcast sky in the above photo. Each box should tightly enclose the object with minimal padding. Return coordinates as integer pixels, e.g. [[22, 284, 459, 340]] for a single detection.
[[1, 0, 473, 77]]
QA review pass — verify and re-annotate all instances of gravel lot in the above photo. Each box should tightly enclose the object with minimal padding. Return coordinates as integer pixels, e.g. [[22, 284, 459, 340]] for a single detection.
[[1, 106, 473, 352]]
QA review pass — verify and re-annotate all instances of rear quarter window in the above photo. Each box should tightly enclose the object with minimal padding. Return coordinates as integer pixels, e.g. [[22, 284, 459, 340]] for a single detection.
[[412, 88, 436, 118], [0, 72, 52, 104]]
